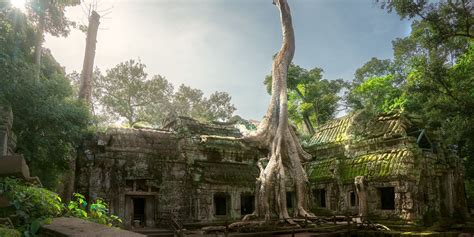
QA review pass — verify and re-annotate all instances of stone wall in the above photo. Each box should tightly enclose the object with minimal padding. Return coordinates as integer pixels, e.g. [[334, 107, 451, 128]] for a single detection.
[[76, 113, 468, 227], [76, 118, 265, 228]]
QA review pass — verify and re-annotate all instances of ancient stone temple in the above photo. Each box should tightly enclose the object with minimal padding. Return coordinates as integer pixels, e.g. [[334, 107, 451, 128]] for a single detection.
[[76, 112, 468, 228], [305, 111, 468, 224], [76, 117, 265, 228]]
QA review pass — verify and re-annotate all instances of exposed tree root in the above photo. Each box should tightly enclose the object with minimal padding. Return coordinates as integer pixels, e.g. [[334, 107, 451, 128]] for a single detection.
[[242, 0, 315, 222]]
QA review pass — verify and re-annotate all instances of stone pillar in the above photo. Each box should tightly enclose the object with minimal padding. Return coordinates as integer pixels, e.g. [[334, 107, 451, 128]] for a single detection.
[[355, 176, 368, 219], [0, 106, 13, 157]]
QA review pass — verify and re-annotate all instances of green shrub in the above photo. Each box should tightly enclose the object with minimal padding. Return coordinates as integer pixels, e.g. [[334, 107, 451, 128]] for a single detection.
[[0, 227, 21, 237], [0, 178, 122, 236], [65, 193, 122, 227], [0, 177, 62, 236]]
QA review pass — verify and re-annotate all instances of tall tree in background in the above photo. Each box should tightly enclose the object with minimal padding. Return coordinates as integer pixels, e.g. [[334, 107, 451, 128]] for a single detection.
[[265, 64, 346, 135], [245, 0, 313, 220], [27, 0, 79, 79], [78, 10, 100, 104], [170, 85, 236, 123], [95, 60, 173, 127], [94, 60, 236, 127]]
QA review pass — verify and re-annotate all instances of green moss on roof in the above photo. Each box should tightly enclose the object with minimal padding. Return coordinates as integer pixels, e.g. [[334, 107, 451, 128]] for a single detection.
[[306, 111, 412, 148], [308, 148, 420, 183]]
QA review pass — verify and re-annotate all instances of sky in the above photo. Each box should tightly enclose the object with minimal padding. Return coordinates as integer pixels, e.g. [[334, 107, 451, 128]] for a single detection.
[[44, 0, 412, 120]]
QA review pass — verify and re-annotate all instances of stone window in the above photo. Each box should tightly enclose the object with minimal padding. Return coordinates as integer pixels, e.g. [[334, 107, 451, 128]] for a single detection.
[[407, 127, 434, 152], [349, 191, 357, 207], [379, 187, 395, 210], [240, 194, 254, 215], [214, 193, 230, 216], [313, 189, 326, 208]]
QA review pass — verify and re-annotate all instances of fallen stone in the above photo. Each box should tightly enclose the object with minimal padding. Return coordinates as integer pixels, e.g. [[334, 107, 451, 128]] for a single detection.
[[201, 225, 226, 233], [39, 217, 145, 237]]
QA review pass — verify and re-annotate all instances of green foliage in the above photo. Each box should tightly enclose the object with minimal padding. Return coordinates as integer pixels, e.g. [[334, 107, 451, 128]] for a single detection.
[[94, 60, 236, 127], [0, 227, 21, 237], [0, 6, 90, 188], [0, 178, 122, 236], [352, 75, 407, 113], [171, 85, 236, 123], [94, 59, 173, 127], [25, 0, 80, 38], [264, 64, 346, 134], [65, 193, 122, 227], [0, 177, 63, 236]]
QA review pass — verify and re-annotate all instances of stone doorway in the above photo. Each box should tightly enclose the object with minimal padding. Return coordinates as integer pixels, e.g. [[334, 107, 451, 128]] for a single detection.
[[132, 198, 145, 227], [125, 195, 156, 228]]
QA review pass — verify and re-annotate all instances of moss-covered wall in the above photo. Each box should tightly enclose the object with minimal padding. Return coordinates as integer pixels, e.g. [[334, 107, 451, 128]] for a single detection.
[[304, 111, 467, 225]]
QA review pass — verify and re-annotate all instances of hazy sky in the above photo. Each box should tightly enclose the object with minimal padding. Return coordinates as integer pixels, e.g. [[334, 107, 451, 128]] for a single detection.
[[44, 0, 411, 120]]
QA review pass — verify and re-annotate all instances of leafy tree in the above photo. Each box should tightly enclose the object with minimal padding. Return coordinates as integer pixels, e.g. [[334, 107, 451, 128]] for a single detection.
[[350, 74, 407, 113], [264, 64, 346, 134], [95, 60, 236, 127], [170, 85, 236, 123], [0, 4, 90, 188], [202, 91, 236, 121], [95, 59, 173, 127], [25, 0, 80, 78]]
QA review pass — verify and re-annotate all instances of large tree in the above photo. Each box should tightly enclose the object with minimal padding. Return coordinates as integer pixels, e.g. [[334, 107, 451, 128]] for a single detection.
[[26, 0, 79, 79], [245, 0, 313, 220], [170, 85, 236, 123], [95, 59, 173, 127], [94, 60, 236, 127]]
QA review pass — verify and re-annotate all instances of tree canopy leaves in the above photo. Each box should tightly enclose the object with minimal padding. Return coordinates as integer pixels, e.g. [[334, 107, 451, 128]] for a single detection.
[[92, 60, 236, 128], [264, 64, 346, 134]]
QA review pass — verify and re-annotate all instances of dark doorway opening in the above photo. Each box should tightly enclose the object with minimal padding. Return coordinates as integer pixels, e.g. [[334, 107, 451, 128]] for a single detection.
[[132, 198, 146, 226], [286, 192, 295, 209], [379, 187, 395, 210], [214, 193, 229, 216], [241, 194, 254, 215], [313, 189, 326, 208], [350, 191, 357, 207]]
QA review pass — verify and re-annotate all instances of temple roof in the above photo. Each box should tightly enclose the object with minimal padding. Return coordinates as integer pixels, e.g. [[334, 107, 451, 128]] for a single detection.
[[307, 111, 415, 147]]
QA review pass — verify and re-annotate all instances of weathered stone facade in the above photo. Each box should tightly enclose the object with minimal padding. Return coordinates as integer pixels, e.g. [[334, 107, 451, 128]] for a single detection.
[[76, 117, 265, 228], [76, 112, 468, 228], [305, 111, 468, 224]]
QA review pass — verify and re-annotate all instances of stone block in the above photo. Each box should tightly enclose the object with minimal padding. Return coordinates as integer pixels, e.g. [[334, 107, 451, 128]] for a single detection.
[[39, 217, 146, 237], [0, 155, 31, 179]]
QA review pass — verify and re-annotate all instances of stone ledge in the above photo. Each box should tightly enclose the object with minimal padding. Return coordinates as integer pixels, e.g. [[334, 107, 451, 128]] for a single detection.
[[39, 217, 146, 237], [0, 155, 42, 185]]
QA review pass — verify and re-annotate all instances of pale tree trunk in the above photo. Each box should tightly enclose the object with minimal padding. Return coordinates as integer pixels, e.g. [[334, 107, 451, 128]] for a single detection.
[[34, 11, 46, 80], [61, 11, 100, 202], [78, 11, 100, 104], [244, 0, 313, 221], [355, 176, 368, 219], [63, 11, 100, 201]]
